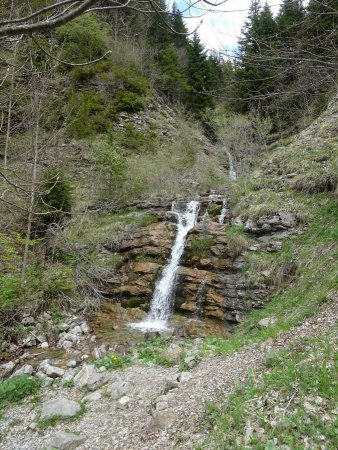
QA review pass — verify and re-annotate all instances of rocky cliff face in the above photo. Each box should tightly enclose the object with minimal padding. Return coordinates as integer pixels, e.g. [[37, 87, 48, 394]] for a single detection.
[[98, 193, 302, 328]]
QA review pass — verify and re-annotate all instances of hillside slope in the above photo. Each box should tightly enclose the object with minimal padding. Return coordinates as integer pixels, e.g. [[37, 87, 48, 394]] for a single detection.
[[0, 95, 337, 450]]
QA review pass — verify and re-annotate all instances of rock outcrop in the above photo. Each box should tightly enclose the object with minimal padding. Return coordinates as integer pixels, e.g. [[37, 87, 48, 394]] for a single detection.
[[100, 196, 268, 326]]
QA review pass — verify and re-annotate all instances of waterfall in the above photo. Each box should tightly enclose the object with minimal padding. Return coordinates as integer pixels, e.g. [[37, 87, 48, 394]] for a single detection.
[[219, 199, 228, 225], [129, 200, 200, 332], [224, 148, 237, 180]]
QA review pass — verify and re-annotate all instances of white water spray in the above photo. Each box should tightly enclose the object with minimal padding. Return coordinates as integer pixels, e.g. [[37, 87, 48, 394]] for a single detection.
[[219, 200, 228, 225], [224, 148, 237, 181], [129, 200, 200, 332]]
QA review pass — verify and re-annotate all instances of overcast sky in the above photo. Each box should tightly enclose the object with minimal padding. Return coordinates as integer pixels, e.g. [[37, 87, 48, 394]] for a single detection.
[[171, 0, 305, 54]]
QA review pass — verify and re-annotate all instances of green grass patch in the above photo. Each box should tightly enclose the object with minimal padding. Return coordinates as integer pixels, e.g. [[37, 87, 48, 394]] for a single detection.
[[91, 353, 131, 371], [37, 403, 86, 429], [0, 376, 43, 411], [135, 337, 174, 367], [189, 236, 215, 259], [202, 332, 337, 449], [204, 199, 338, 355], [63, 210, 158, 245]]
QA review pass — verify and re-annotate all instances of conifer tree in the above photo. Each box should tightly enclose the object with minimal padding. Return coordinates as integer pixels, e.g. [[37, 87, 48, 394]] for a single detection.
[[186, 33, 215, 115], [171, 2, 189, 48]]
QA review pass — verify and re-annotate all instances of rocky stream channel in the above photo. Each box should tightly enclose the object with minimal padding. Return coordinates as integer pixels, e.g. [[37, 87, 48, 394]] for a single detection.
[[0, 177, 305, 450], [1, 183, 301, 378]]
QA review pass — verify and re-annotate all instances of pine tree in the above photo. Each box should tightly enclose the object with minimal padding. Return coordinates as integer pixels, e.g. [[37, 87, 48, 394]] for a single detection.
[[171, 2, 189, 48], [186, 33, 215, 115], [148, 0, 172, 49], [234, 1, 278, 113]]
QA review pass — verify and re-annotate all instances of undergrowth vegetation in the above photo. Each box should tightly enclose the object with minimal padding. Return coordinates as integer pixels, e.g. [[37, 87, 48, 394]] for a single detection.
[[0, 376, 43, 411], [202, 332, 337, 449], [204, 191, 337, 356]]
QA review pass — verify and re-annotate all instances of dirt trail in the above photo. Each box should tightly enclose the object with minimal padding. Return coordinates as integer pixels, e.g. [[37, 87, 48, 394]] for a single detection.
[[1, 299, 337, 450]]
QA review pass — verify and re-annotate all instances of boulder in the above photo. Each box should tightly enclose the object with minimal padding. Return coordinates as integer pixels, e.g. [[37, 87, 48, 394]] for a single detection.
[[45, 431, 86, 450], [12, 364, 33, 377], [41, 398, 81, 419], [45, 365, 65, 378], [73, 364, 110, 391], [0, 361, 15, 378], [162, 343, 182, 364], [108, 379, 134, 400], [81, 391, 102, 403]]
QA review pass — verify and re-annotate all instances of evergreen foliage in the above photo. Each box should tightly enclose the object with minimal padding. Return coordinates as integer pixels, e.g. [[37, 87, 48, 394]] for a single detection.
[[37, 168, 73, 231]]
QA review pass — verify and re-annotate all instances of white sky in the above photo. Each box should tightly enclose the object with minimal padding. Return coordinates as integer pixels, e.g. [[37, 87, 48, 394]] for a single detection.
[[171, 0, 307, 54]]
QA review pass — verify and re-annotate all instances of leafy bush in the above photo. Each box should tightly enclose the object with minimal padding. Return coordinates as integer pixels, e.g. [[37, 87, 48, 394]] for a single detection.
[[114, 90, 144, 113], [55, 14, 111, 65], [42, 264, 76, 297], [36, 168, 73, 232], [91, 353, 131, 370], [93, 139, 126, 196], [66, 89, 108, 138], [0, 376, 43, 410], [135, 338, 174, 367]]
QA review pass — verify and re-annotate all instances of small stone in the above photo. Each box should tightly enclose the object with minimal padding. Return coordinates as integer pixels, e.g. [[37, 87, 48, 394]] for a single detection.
[[81, 391, 102, 403], [71, 326, 82, 335], [42, 312, 51, 320], [41, 398, 81, 419], [150, 410, 178, 430], [156, 401, 169, 411], [116, 396, 132, 410], [61, 340, 73, 350], [58, 322, 70, 332], [183, 355, 198, 369], [63, 369, 76, 383], [38, 359, 51, 372], [40, 342, 49, 349], [80, 322, 91, 334], [36, 334, 47, 343], [257, 317, 276, 328], [22, 336, 36, 347], [22, 316, 35, 326], [12, 364, 33, 377], [67, 360, 77, 368], [45, 431, 86, 450], [45, 365, 65, 378], [81, 354, 89, 361], [28, 422, 37, 431], [108, 380, 134, 400], [178, 372, 193, 383], [163, 378, 179, 393]]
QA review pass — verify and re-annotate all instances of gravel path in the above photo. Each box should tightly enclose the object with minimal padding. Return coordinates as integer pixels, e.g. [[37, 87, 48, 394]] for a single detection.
[[1, 299, 337, 450]]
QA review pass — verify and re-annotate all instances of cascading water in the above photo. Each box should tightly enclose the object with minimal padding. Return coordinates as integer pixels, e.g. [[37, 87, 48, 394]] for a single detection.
[[219, 199, 228, 225], [129, 200, 200, 332], [224, 148, 237, 181]]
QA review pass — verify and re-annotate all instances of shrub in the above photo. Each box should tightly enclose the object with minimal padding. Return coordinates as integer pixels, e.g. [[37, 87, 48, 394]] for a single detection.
[[55, 14, 111, 65], [66, 89, 108, 138], [0, 376, 43, 410], [292, 169, 338, 194], [36, 168, 73, 232], [114, 90, 144, 113], [91, 353, 131, 370], [190, 236, 215, 258], [93, 139, 126, 196]]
